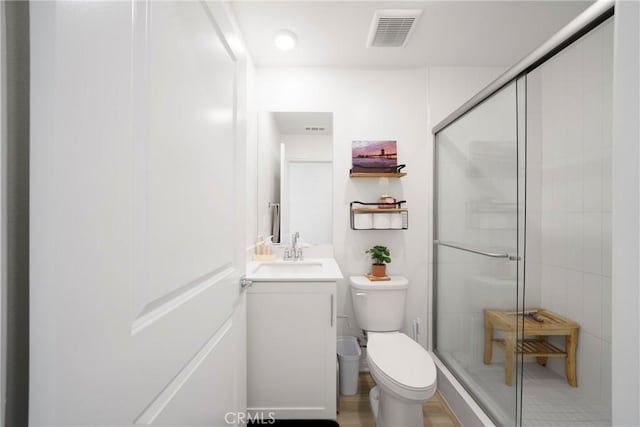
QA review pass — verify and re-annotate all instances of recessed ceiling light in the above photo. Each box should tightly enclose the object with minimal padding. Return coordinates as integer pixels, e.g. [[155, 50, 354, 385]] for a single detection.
[[274, 30, 297, 51]]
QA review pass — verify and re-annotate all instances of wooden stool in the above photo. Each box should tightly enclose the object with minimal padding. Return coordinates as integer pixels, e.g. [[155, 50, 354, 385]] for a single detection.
[[483, 308, 579, 387]]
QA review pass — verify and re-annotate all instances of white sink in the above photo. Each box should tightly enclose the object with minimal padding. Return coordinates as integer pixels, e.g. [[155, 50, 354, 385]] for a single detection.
[[246, 258, 343, 282], [253, 261, 324, 275]]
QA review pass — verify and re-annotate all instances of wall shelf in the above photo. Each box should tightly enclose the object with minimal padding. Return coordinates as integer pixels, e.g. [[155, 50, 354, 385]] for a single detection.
[[352, 207, 407, 213], [349, 164, 406, 178], [350, 201, 408, 230], [350, 172, 407, 178]]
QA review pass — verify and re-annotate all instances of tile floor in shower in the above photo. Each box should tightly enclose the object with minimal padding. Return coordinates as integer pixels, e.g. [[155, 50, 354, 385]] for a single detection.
[[439, 353, 611, 426]]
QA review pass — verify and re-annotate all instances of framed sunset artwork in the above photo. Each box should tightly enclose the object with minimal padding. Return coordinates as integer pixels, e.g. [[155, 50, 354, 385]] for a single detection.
[[352, 140, 398, 173]]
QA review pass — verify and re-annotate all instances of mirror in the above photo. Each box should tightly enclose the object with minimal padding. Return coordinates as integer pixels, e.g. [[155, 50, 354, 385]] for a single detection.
[[257, 111, 333, 246]]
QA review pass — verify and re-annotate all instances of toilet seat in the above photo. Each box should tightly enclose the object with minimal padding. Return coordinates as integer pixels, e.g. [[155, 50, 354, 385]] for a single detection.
[[367, 332, 437, 401]]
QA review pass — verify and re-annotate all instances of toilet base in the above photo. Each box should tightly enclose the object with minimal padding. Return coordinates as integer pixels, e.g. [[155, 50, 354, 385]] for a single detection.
[[369, 386, 380, 419], [369, 385, 424, 427]]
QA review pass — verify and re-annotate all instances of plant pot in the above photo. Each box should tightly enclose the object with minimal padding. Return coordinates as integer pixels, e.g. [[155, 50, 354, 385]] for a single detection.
[[371, 264, 386, 277]]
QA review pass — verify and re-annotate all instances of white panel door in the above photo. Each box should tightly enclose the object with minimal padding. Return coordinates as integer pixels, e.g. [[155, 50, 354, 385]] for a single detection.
[[29, 1, 246, 425]]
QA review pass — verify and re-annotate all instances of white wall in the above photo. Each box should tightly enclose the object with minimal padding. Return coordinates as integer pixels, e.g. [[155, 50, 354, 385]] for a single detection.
[[257, 67, 430, 345], [612, 1, 640, 425], [428, 67, 507, 127], [526, 19, 613, 408], [245, 59, 259, 257], [282, 134, 332, 161], [255, 66, 504, 348]]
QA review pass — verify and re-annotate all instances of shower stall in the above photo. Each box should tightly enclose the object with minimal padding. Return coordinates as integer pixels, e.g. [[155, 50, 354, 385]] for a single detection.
[[433, 3, 613, 425]]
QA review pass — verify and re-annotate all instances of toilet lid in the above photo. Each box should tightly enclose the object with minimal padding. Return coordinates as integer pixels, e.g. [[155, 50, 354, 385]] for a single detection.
[[349, 275, 409, 290], [368, 332, 436, 391]]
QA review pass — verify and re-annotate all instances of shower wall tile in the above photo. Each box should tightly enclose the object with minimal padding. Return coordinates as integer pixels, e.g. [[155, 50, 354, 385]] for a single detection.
[[540, 268, 554, 310], [580, 332, 603, 401], [540, 221, 553, 267], [582, 116, 603, 159], [558, 213, 570, 265], [527, 125, 543, 165], [601, 340, 612, 410], [528, 19, 612, 410], [550, 267, 568, 315], [566, 213, 583, 271], [582, 273, 603, 337], [566, 161, 584, 213], [542, 266, 567, 314], [583, 30, 604, 154], [583, 153, 603, 212], [602, 213, 612, 276], [565, 49, 584, 159], [552, 167, 569, 212], [602, 149, 612, 212], [583, 213, 603, 275], [528, 164, 543, 204], [525, 263, 542, 307], [565, 269, 584, 325], [526, 210, 542, 265], [602, 276, 612, 343], [541, 166, 554, 212]]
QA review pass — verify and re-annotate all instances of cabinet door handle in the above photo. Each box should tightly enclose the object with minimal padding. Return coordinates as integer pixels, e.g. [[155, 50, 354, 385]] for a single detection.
[[330, 294, 334, 327]]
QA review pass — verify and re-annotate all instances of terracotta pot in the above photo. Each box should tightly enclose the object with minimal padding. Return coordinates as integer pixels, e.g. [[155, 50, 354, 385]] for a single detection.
[[371, 264, 386, 277]]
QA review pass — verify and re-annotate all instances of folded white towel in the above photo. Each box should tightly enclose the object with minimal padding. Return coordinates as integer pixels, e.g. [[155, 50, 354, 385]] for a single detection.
[[391, 213, 404, 229], [373, 213, 392, 229], [354, 213, 373, 229]]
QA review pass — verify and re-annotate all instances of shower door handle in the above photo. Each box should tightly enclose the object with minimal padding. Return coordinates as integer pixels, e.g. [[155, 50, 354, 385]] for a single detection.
[[435, 240, 521, 261]]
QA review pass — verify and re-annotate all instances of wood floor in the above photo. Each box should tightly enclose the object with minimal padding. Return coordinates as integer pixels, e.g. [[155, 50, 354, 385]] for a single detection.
[[337, 373, 461, 427]]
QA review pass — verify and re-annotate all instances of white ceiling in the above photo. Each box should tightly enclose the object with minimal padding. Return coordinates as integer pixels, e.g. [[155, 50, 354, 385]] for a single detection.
[[273, 111, 333, 135], [230, 0, 593, 68]]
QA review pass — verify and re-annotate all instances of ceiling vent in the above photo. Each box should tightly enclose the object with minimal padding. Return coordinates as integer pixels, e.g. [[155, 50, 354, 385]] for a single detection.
[[367, 9, 422, 47]]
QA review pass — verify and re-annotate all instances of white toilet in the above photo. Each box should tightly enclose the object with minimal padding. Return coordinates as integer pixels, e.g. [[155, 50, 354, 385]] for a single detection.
[[350, 276, 437, 427]]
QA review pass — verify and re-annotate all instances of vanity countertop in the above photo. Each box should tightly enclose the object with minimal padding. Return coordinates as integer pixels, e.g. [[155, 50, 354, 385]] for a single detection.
[[245, 257, 343, 282]]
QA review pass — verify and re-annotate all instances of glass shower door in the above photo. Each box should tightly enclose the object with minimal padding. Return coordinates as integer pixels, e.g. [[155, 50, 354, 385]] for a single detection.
[[434, 80, 526, 425]]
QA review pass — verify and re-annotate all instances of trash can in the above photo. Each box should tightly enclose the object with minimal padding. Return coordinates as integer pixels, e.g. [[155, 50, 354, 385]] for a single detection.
[[337, 336, 362, 395]]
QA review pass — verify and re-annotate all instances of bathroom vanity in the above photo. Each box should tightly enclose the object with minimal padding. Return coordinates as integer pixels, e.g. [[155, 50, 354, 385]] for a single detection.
[[245, 258, 343, 420]]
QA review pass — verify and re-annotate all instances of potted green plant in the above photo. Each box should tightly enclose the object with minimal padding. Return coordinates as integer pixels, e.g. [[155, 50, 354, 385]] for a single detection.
[[365, 245, 391, 277]]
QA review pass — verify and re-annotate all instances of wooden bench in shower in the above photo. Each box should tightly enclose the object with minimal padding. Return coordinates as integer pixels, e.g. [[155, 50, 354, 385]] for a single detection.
[[483, 308, 579, 387]]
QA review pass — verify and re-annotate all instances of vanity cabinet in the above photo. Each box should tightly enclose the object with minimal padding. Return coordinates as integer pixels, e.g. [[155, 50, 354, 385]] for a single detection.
[[247, 282, 337, 420]]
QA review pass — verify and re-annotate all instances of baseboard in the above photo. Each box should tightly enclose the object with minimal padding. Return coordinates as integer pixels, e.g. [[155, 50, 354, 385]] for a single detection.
[[432, 354, 496, 427]]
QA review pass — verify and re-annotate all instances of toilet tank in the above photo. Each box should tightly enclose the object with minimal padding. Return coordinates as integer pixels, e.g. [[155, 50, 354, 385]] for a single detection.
[[349, 276, 409, 332]]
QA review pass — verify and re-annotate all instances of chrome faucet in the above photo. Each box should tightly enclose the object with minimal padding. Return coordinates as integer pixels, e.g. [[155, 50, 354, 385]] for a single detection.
[[284, 231, 303, 261]]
